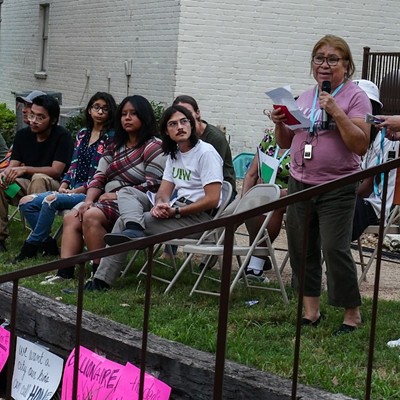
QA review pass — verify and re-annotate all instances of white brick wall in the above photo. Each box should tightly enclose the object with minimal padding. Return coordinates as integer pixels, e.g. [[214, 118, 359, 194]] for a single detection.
[[0, 0, 399, 154]]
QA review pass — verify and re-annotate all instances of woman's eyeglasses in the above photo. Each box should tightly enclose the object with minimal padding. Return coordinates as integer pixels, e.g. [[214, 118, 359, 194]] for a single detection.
[[312, 55, 343, 66], [91, 104, 109, 113]]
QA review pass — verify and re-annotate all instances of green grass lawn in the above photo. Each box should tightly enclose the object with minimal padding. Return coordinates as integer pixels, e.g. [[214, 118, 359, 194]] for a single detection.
[[2, 211, 400, 400]]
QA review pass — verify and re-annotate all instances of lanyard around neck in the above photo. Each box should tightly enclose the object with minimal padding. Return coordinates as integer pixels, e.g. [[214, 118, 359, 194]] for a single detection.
[[309, 82, 345, 133], [273, 145, 290, 164], [373, 127, 387, 197]]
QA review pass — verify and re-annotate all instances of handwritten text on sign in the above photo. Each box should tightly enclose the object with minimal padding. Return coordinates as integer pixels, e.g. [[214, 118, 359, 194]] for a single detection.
[[62, 346, 171, 399], [12, 337, 64, 400]]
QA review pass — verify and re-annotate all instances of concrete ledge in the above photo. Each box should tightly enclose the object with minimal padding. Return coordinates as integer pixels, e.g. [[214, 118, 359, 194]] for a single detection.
[[0, 283, 354, 399]]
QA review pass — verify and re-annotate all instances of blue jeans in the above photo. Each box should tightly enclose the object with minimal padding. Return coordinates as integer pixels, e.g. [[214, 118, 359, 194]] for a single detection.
[[19, 191, 86, 243]]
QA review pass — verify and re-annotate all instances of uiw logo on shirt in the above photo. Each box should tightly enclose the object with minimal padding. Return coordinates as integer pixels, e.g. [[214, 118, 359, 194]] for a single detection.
[[172, 167, 191, 181]]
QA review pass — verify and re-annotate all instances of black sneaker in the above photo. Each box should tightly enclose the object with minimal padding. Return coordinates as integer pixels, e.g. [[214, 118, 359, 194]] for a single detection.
[[84, 278, 110, 292], [104, 228, 145, 246], [12, 241, 39, 263], [263, 257, 272, 271], [42, 237, 59, 256]]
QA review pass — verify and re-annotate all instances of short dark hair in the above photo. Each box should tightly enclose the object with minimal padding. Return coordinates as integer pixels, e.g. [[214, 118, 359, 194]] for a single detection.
[[114, 95, 158, 149], [85, 92, 117, 133], [32, 95, 60, 125], [173, 95, 199, 112], [159, 105, 198, 159]]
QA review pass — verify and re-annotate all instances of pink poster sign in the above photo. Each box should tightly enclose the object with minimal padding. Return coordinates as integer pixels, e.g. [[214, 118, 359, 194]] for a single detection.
[[62, 346, 171, 400], [116, 362, 171, 400], [0, 326, 10, 372]]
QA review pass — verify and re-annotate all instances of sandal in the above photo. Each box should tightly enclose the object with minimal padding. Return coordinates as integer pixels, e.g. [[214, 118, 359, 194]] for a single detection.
[[333, 323, 357, 336], [301, 313, 323, 327]]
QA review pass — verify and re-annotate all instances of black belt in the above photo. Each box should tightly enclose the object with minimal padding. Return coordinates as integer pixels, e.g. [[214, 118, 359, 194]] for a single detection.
[[176, 197, 218, 216]]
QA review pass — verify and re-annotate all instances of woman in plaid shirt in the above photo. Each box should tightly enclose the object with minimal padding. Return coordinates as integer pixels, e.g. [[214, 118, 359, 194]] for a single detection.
[[44, 95, 166, 284]]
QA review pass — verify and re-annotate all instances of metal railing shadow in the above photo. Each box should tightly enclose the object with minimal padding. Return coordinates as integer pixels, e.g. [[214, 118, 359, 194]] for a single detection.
[[1, 157, 400, 400]]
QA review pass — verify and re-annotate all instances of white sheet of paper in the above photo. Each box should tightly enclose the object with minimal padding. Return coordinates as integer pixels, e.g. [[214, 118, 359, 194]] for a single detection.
[[147, 191, 177, 206], [257, 148, 280, 184], [12, 337, 64, 400], [265, 87, 311, 129]]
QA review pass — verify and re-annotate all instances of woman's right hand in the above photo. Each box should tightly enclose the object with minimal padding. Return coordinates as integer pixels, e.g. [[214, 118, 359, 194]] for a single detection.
[[76, 201, 93, 221]]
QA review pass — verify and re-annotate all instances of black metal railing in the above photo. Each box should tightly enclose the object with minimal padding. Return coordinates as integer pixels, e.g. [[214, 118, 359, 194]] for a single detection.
[[1, 157, 400, 399]]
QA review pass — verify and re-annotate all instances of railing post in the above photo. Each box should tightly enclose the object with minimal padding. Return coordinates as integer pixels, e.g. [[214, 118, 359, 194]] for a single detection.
[[139, 245, 154, 400], [72, 262, 86, 399], [5, 280, 18, 400], [364, 172, 389, 399], [213, 222, 235, 399], [291, 201, 311, 399]]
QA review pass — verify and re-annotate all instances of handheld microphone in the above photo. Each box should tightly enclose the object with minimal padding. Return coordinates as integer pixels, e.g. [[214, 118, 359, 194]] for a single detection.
[[321, 80, 331, 130]]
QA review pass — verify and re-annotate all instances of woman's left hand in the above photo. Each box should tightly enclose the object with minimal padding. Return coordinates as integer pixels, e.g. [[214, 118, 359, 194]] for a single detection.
[[319, 92, 338, 115]]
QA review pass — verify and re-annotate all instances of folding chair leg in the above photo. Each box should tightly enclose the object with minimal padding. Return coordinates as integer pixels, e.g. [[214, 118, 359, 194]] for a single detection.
[[120, 249, 141, 278], [356, 239, 366, 281], [279, 251, 290, 274], [270, 251, 289, 304], [358, 245, 379, 285], [190, 253, 235, 296], [52, 224, 63, 241], [163, 253, 195, 294]]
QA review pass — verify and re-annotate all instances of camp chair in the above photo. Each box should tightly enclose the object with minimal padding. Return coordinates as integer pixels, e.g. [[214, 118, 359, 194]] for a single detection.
[[186, 184, 288, 303], [232, 152, 255, 179], [128, 181, 233, 292], [7, 207, 29, 231], [357, 168, 400, 285]]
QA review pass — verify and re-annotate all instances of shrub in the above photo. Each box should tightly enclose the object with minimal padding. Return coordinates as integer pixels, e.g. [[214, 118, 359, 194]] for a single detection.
[[150, 100, 166, 127], [0, 103, 17, 147], [65, 110, 85, 136]]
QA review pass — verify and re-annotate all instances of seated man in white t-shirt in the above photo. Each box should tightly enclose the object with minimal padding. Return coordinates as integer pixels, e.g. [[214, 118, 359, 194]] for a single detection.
[[84, 104, 223, 291]]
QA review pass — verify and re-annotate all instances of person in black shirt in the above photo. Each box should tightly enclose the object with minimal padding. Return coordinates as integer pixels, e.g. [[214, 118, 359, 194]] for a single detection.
[[0, 95, 73, 251]]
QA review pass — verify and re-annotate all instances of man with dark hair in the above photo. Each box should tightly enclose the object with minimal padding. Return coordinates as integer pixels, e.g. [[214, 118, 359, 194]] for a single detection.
[[173, 95, 236, 196], [0, 94, 73, 251]]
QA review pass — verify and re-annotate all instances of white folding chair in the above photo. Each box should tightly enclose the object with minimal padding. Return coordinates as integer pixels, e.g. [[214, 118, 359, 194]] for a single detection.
[[186, 184, 289, 303], [357, 170, 400, 284], [126, 181, 233, 291]]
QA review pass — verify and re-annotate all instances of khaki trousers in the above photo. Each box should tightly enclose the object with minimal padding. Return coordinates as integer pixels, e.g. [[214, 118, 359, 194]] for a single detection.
[[0, 173, 60, 240]]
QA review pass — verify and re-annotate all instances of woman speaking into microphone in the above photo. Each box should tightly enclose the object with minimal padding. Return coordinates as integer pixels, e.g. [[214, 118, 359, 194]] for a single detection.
[[271, 35, 371, 335]]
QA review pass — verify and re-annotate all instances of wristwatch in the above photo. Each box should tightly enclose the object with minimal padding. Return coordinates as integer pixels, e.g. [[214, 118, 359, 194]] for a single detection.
[[175, 207, 181, 219]]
